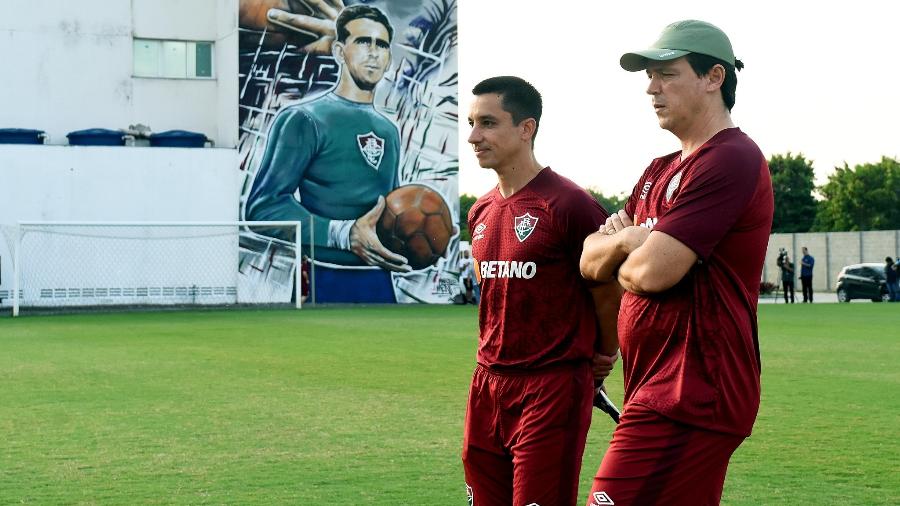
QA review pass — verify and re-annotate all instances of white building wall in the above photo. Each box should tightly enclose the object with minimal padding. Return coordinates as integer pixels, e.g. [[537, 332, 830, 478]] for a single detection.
[[0, 145, 240, 299], [132, 0, 221, 40], [1, 145, 238, 222], [0, 0, 238, 147], [0, 1, 133, 139], [215, 0, 240, 149]]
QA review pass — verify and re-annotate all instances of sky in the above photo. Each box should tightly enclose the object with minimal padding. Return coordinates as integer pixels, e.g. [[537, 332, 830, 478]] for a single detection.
[[454, 0, 900, 198]]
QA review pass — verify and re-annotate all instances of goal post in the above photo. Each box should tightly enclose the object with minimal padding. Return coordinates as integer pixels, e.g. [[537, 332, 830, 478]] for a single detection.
[[12, 221, 302, 316]]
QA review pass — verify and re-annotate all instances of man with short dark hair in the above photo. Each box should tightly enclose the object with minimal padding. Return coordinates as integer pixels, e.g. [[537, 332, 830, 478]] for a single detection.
[[800, 246, 815, 302], [245, 5, 408, 302], [581, 20, 774, 505], [463, 76, 619, 506], [885, 256, 898, 302]]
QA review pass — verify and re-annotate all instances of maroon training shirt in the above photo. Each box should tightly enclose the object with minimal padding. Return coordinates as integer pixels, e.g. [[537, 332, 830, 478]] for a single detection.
[[620, 128, 774, 436], [469, 168, 608, 370]]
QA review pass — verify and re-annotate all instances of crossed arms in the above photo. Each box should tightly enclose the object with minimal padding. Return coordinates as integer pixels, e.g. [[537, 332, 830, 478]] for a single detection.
[[581, 210, 698, 296], [583, 210, 700, 382]]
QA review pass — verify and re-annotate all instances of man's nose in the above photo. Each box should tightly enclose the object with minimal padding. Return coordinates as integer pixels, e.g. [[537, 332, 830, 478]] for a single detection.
[[646, 76, 661, 95]]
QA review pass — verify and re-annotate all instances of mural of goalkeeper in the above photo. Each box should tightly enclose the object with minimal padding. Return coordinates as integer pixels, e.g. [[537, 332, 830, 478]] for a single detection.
[[244, 4, 409, 302]]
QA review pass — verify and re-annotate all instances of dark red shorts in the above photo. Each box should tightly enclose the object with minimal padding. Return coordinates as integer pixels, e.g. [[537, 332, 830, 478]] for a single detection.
[[586, 403, 745, 506], [462, 362, 593, 506]]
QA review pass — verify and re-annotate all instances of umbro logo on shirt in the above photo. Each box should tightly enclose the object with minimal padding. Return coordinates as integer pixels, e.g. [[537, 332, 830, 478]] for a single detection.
[[472, 223, 486, 241]]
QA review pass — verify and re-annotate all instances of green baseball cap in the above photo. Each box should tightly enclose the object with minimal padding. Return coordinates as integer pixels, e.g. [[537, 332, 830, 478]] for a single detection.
[[620, 20, 737, 72]]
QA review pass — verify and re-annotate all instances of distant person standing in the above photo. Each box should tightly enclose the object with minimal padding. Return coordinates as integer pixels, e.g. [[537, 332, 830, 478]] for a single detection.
[[896, 259, 900, 300], [800, 246, 814, 302], [458, 250, 478, 305], [885, 257, 899, 302], [300, 255, 311, 303], [467, 252, 480, 305], [780, 257, 795, 303]]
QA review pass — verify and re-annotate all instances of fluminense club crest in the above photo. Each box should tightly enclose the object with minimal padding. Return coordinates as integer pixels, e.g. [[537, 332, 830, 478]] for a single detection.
[[357, 131, 385, 170], [514, 212, 539, 242], [665, 170, 683, 202]]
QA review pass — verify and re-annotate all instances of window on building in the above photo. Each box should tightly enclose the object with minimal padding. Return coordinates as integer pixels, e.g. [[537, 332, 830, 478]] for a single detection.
[[133, 39, 214, 79]]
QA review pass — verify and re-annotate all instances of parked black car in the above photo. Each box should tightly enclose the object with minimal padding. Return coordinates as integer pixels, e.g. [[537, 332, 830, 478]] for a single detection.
[[835, 263, 889, 302]]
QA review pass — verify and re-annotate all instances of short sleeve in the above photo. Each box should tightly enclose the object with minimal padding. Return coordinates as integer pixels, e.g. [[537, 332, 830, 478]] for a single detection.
[[624, 181, 641, 218], [625, 156, 669, 219], [653, 145, 762, 260]]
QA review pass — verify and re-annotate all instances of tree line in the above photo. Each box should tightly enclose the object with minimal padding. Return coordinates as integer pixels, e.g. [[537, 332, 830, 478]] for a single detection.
[[458, 155, 899, 241], [770, 154, 899, 233]]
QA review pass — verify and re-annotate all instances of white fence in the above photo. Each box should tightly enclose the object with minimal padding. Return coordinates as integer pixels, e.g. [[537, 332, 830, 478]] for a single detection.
[[10, 221, 301, 316], [764, 230, 900, 291]]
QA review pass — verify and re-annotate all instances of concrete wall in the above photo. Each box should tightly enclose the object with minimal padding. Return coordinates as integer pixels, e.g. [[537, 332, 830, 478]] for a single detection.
[[0, 144, 240, 299], [0, 0, 238, 147], [763, 231, 900, 291]]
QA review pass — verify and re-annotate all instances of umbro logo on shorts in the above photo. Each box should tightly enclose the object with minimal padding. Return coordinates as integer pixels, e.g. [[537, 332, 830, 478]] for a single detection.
[[591, 491, 615, 505]]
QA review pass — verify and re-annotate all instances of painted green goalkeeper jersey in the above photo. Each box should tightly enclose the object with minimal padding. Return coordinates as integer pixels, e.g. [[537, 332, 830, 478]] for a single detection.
[[245, 92, 400, 265]]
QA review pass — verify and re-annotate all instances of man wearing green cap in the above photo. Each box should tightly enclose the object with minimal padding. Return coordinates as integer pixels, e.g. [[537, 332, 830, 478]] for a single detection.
[[580, 20, 774, 505]]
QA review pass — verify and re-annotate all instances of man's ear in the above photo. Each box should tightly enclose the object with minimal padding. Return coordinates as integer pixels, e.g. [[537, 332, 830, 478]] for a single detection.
[[706, 64, 726, 91], [520, 118, 537, 142], [332, 40, 345, 65]]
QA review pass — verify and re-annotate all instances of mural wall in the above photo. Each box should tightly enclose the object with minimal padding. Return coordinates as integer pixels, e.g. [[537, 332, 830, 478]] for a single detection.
[[237, 0, 459, 304]]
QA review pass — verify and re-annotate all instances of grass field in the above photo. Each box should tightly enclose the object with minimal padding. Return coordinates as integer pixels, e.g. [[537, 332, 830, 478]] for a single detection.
[[1, 304, 898, 504]]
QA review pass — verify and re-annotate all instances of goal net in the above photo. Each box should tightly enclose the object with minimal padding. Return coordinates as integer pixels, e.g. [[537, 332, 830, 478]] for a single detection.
[[11, 221, 302, 315]]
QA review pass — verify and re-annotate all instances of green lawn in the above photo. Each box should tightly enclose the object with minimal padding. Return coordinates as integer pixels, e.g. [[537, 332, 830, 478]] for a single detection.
[[1, 304, 898, 504]]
